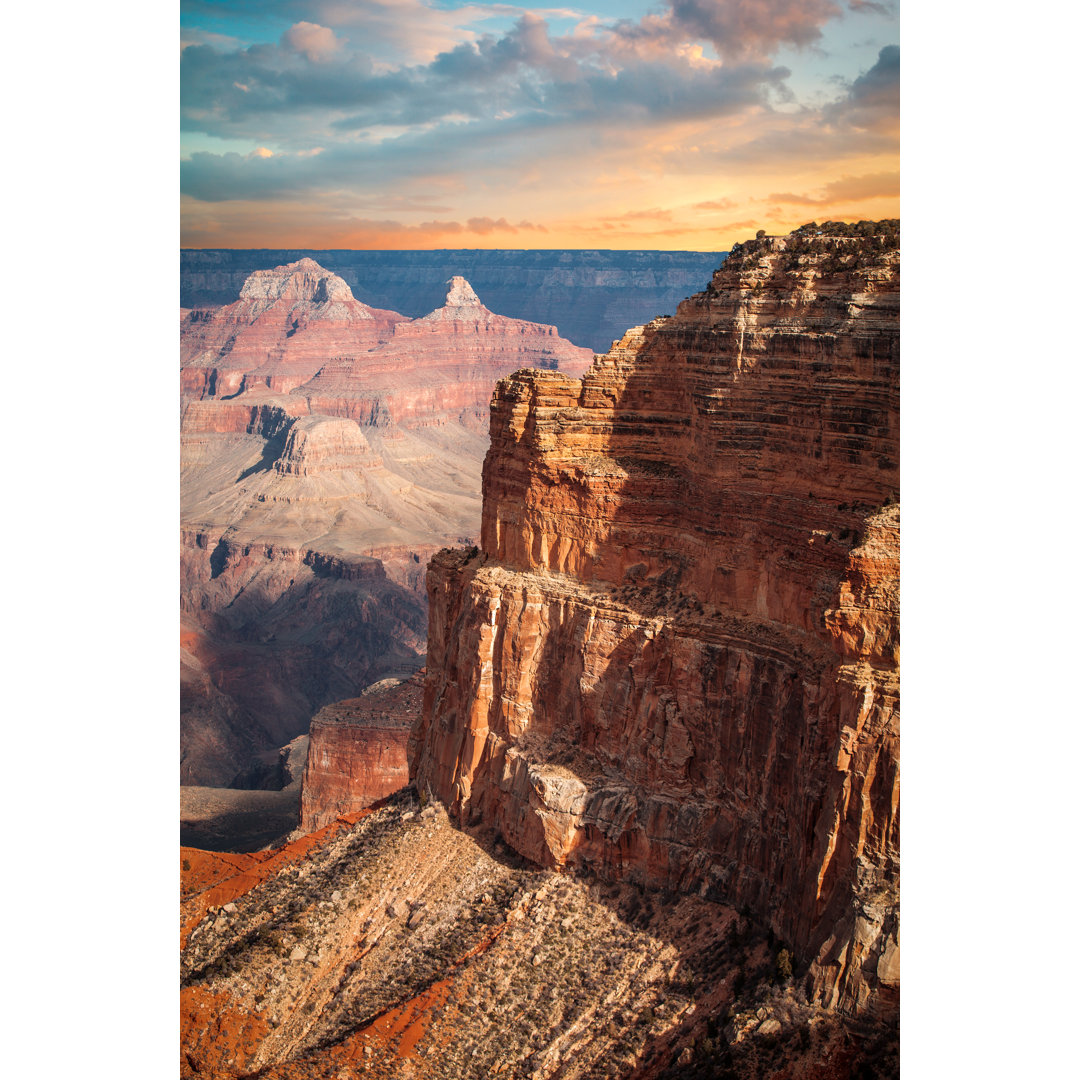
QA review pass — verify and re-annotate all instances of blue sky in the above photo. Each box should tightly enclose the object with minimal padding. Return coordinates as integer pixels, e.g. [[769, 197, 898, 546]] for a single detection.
[[180, 1, 899, 248]]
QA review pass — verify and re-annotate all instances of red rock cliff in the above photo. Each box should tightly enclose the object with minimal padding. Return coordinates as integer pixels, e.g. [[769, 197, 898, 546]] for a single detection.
[[299, 675, 422, 832], [411, 222, 900, 1018]]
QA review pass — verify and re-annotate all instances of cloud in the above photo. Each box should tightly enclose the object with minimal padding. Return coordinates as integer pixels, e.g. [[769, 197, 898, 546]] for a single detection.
[[847, 0, 893, 15], [180, 26, 244, 53], [766, 170, 899, 207], [466, 216, 517, 234], [181, 0, 483, 63], [179, 4, 898, 247], [823, 44, 899, 132], [283, 22, 342, 63], [180, 196, 556, 248], [181, 13, 793, 160], [608, 0, 843, 62]]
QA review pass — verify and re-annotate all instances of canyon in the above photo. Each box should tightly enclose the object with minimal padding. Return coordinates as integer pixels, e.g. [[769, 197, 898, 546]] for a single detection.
[[181, 259, 593, 790], [181, 249, 726, 354], [181, 223, 900, 1077]]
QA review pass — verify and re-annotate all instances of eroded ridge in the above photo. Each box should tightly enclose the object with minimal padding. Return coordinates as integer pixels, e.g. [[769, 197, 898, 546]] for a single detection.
[[182, 792, 885, 1079], [180, 264, 594, 785]]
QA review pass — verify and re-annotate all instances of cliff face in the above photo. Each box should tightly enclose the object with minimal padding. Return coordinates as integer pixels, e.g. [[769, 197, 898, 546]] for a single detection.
[[411, 223, 900, 1017], [180, 264, 592, 415], [180, 258, 406, 398], [181, 532, 426, 787], [299, 675, 422, 832]]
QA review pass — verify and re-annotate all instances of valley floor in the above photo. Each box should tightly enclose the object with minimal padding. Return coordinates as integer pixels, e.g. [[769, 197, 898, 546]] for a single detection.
[[181, 785, 301, 853]]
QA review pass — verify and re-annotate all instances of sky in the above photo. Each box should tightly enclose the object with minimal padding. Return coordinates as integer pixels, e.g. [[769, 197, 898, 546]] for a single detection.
[[180, 0, 899, 249]]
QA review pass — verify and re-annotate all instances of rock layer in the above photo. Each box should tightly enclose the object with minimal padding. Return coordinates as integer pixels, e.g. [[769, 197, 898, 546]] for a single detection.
[[411, 222, 900, 1017], [183, 792, 886, 1080], [180, 258, 406, 398], [180, 531, 426, 787]]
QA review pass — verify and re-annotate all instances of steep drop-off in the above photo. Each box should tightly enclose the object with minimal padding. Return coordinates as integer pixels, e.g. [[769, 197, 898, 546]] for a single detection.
[[181, 261, 595, 786], [411, 222, 900, 1018]]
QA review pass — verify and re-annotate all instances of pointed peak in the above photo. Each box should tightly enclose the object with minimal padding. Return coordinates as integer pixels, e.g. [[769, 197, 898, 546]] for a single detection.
[[414, 275, 491, 323], [444, 276, 482, 307]]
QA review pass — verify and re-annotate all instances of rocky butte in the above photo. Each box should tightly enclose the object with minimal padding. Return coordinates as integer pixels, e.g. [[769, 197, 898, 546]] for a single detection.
[[181, 260, 593, 791], [299, 673, 423, 833], [411, 220, 900, 1019]]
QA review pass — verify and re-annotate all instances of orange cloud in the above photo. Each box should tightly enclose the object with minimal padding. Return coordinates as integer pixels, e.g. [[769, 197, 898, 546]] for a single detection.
[[767, 170, 899, 206]]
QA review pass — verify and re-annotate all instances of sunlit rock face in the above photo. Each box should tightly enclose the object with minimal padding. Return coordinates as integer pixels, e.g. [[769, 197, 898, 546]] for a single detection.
[[180, 259, 404, 399], [412, 222, 900, 1018], [180, 267, 593, 410]]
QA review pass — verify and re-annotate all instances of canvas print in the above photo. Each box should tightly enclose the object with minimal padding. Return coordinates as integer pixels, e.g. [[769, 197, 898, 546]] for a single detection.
[[180, 2, 900, 1076]]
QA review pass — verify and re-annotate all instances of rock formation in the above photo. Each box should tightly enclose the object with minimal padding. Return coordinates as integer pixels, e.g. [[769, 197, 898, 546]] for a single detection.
[[181, 264, 592, 411], [411, 222, 900, 1018], [180, 258, 407, 398], [299, 675, 422, 832], [181, 249, 726, 353], [293, 274, 594, 425], [180, 535, 426, 788], [181, 261, 594, 786]]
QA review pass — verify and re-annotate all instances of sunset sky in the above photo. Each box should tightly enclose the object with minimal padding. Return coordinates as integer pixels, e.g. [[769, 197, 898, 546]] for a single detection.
[[180, 0, 899, 249]]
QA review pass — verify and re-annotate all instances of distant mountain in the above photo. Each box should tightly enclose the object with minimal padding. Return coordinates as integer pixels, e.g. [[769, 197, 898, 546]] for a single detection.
[[181, 249, 726, 353]]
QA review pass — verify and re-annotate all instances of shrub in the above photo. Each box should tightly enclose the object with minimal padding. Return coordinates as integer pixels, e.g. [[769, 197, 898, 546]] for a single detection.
[[776, 948, 793, 982]]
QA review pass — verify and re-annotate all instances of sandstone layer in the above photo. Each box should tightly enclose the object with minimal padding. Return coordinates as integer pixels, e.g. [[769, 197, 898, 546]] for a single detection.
[[181, 262, 595, 786], [181, 258, 407, 398], [180, 532, 427, 787], [411, 222, 900, 1018], [299, 674, 423, 832]]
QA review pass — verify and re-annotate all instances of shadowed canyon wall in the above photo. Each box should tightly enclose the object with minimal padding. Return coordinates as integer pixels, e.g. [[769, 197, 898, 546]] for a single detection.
[[411, 222, 900, 1017]]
